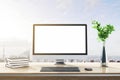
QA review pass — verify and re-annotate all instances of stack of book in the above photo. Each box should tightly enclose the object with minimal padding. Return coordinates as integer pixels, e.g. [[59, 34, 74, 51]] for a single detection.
[[5, 57, 29, 68]]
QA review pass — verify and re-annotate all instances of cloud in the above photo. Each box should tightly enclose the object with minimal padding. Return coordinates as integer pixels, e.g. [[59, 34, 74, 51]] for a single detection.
[[85, 0, 100, 8], [56, 0, 73, 14], [84, 0, 100, 12]]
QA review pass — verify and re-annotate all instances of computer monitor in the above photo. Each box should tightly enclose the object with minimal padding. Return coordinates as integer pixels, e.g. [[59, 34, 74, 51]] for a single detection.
[[33, 24, 87, 64], [33, 24, 87, 55]]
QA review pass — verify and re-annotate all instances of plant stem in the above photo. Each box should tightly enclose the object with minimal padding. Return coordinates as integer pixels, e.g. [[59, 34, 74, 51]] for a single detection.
[[103, 41, 105, 47]]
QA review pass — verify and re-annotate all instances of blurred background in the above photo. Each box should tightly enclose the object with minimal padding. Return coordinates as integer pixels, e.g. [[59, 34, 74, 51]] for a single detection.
[[0, 0, 120, 62]]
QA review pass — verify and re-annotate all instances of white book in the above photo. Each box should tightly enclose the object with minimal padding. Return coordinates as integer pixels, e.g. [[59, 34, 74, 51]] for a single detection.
[[5, 58, 29, 68], [6, 58, 29, 62], [5, 64, 29, 68], [6, 63, 29, 66], [6, 60, 29, 63], [6, 62, 29, 65], [6, 60, 29, 64]]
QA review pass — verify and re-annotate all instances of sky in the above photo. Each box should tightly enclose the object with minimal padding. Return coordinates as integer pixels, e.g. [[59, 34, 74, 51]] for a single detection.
[[0, 0, 120, 58]]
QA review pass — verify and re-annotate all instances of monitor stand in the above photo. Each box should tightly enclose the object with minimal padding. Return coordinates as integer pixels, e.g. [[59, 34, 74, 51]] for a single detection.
[[55, 59, 65, 65]]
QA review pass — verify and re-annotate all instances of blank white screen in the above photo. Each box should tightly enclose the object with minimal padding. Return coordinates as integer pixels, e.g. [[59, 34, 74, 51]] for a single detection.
[[34, 26, 86, 54]]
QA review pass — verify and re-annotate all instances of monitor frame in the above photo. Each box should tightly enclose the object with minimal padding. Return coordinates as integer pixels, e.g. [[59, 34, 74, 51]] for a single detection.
[[33, 24, 87, 55]]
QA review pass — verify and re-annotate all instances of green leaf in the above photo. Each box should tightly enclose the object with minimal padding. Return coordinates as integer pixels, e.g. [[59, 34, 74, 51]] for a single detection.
[[91, 20, 115, 42]]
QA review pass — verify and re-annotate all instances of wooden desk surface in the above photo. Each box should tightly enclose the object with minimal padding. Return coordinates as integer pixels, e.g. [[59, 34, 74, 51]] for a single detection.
[[0, 62, 120, 80], [0, 62, 120, 76]]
